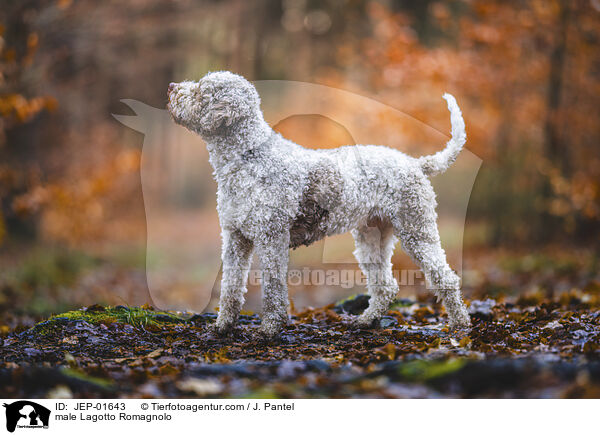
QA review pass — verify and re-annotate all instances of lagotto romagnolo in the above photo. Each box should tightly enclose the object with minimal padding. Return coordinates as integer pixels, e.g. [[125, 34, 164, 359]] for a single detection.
[[167, 71, 471, 337]]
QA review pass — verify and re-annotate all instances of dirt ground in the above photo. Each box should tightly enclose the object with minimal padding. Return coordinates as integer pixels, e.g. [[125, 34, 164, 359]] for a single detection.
[[1, 289, 599, 398]]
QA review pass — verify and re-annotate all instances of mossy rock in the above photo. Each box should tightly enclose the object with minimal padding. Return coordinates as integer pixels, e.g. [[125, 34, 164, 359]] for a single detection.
[[31, 304, 189, 335], [333, 294, 371, 315], [333, 294, 416, 315]]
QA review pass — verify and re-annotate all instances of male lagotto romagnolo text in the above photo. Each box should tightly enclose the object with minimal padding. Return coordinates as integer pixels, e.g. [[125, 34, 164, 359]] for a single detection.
[[167, 71, 471, 337]]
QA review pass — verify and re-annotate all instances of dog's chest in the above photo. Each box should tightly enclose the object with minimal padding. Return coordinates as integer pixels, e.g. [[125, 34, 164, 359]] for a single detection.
[[215, 165, 302, 231]]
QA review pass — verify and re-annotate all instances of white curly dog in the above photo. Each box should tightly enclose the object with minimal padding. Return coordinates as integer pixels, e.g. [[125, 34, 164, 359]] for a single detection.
[[167, 71, 471, 337]]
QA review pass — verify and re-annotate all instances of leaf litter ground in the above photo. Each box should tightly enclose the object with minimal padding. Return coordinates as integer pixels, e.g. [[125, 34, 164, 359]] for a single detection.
[[1, 289, 599, 398]]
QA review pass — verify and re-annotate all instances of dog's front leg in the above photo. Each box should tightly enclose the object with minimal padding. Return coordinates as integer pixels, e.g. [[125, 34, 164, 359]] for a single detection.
[[215, 230, 254, 334], [256, 234, 290, 338]]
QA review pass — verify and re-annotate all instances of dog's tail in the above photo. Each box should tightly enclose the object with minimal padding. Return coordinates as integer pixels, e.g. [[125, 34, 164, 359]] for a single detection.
[[419, 93, 466, 177]]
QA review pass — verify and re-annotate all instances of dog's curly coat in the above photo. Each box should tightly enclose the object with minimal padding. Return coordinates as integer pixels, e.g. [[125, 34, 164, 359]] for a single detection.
[[167, 71, 471, 337]]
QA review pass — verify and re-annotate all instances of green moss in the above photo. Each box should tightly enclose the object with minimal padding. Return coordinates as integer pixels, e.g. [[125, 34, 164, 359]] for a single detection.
[[389, 298, 415, 309], [33, 305, 188, 334], [397, 358, 467, 382], [238, 388, 281, 399], [60, 367, 114, 390]]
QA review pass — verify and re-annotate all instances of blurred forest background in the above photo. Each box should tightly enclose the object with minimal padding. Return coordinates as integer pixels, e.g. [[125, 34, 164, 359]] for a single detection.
[[1, 0, 599, 317]]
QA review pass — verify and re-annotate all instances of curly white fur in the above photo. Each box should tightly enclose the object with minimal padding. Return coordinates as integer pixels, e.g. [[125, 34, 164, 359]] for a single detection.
[[167, 71, 471, 337]]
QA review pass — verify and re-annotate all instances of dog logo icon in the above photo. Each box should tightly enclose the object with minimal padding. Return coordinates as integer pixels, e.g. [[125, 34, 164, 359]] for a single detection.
[[3, 401, 50, 432]]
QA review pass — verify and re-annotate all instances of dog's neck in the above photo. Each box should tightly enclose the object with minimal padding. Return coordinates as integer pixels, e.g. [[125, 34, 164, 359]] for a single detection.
[[203, 115, 274, 180]]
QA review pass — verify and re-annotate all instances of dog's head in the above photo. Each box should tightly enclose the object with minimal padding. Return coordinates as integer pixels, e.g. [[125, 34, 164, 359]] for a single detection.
[[167, 71, 261, 137]]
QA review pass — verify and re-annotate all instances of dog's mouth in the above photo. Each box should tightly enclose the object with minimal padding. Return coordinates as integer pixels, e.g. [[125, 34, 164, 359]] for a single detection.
[[166, 82, 205, 128], [167, 83, 175, 103]]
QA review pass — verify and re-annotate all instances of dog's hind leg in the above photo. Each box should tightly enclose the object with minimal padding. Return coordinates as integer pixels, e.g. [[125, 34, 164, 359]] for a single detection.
[[394, 213, 471, 330], [215, 230, 254, 333], [352, 220, 399, 327]]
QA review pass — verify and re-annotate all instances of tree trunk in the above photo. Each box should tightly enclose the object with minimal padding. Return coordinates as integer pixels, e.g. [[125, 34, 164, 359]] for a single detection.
[[541, 0, 570, 239]]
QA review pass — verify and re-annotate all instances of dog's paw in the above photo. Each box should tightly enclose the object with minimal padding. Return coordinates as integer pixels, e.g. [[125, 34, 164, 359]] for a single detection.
[[256, 325, 281, 341], [210, 320, 237, 337], [448, 313, 472, 331], [257, 316, 287, 340], [350, 314, 379, 330]]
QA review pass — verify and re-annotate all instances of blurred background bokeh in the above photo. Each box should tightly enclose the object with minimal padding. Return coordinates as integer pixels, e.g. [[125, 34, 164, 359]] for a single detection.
[[1, 0, 599, 319]]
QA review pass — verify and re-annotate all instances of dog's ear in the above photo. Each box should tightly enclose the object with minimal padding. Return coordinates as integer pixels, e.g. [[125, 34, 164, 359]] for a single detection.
[[200, 94, 248, 132], [205, 100, 238, 129]]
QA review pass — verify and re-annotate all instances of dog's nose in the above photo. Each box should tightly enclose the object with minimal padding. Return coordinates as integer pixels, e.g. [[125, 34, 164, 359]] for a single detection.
[[168, 82, 176, 93]]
